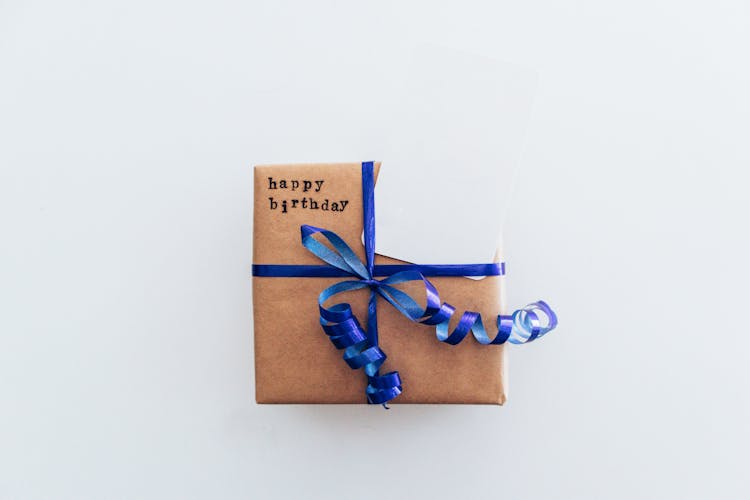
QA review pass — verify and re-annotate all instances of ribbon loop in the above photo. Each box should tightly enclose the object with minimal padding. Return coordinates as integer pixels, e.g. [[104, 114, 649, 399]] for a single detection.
[[301, 225, 371, 279]]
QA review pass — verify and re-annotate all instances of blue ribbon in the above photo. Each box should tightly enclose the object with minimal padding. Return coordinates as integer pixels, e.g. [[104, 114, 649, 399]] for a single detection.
[[252, 263, 504, 278], [253, 161, 557, 405]]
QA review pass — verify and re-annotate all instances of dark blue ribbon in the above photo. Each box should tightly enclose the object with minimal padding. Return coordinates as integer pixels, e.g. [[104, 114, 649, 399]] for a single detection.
[[253, 161, 557, 405], [252, 263, 504, 278]]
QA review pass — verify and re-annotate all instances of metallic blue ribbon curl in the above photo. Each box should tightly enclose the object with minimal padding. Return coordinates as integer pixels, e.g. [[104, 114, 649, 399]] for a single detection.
[[252, 161, 557, 405]]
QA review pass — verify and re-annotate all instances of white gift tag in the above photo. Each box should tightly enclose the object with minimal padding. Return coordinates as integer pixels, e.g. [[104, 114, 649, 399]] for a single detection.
[[375, 46, 538, 267]]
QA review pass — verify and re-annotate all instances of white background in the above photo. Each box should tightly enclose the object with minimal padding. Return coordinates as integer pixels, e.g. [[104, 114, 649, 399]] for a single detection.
[[1, 1, 747, 499]]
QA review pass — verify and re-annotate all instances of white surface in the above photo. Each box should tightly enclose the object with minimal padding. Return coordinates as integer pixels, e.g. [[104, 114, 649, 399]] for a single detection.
[[0, 1, 747, 499], [375, 46, 537, 264]]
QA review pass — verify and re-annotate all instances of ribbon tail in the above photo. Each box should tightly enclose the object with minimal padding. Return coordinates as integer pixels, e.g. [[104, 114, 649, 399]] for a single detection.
[[364, 289, 402, 406]]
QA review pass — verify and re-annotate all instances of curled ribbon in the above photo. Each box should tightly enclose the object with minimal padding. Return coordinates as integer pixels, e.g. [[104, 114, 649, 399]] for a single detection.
[[253, 161, 557, 406], [304, 224, 557, 405]]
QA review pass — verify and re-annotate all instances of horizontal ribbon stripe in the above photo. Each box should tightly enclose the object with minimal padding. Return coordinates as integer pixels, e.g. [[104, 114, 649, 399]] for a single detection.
[[252, 263, 504, 278]]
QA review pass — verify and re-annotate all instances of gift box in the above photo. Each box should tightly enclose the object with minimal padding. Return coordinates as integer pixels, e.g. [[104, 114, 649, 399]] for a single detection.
[[252, 161, 555, 404]]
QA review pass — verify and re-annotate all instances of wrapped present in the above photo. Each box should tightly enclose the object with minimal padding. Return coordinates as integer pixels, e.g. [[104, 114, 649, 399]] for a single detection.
[[252, 161, 556, 405]]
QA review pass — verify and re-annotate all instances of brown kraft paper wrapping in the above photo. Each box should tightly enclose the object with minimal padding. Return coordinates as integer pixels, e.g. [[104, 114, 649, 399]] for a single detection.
[[253, 162, 506, 404]]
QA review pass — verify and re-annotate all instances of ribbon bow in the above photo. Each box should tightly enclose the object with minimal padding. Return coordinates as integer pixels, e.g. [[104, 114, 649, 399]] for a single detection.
[[253, 161, 557, 406]]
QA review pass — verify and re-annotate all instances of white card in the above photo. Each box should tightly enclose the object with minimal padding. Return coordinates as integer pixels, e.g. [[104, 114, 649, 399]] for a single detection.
[[375, 46, 538, 266]]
